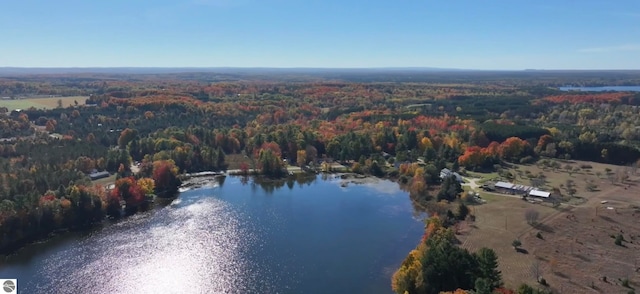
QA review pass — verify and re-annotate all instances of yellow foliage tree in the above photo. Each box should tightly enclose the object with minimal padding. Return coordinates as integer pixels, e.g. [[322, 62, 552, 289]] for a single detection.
[[297, 150, 307, 167], [137, 178, 155, 195]]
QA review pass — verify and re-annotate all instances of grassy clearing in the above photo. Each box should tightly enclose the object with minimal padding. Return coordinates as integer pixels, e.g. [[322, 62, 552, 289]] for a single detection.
[[91, 174, 116, 186], [459, 160, 640, 292], [0, 96, 87, 111], [225, 153, 254, 170], [505, 159, 628, 199], [458, 196, 559, 289], [466, 171, 499, 183]]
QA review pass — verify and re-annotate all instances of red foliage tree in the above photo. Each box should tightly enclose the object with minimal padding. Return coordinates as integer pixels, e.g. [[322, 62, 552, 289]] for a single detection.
[[239, 162, 249, 175], [499, 137, 528, 160], [153, 160, 181, 197], [458, 146, 487, 169], [536, 134, 553, 150], [112, 176, 145, 207]]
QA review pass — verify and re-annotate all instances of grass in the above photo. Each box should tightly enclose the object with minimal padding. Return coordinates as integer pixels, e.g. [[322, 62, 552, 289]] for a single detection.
[[225, 153, 254, 170], [460, 160, 640, 292], [91, 174, 116, 186], [462, 184, 502, 204], [0, 96, 87, 111], [466, 171, 500, 183], [458, 195, 559, 289]]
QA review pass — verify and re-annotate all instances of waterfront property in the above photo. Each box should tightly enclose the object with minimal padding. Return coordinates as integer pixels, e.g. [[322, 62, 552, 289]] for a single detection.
[[440, 168, 463, 182]]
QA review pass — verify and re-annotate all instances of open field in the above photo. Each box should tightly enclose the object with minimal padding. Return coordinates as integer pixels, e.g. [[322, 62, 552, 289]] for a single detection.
[[520, 190, 640, 294], [225, 153, 254, 170], [91, 174, 117, 187], [459, 160, 640, 293], [469, 159, 635, 202], [458, 196, 559, 288], [0, 96, 87, 111]]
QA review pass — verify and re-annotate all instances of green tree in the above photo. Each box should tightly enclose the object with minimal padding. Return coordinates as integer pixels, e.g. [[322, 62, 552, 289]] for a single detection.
[[437, 175, 463, 202], [474, 247, 503, 289], [516, 283, 553, 294], [258, 149, 285, 177], [370, 161, 384, 177], [457, 202, 469, 220], [512, 239, 522, 250], [474, 278, 492, 294]]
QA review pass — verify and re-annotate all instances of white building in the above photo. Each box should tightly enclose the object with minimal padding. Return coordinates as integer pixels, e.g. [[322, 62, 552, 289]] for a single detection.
[[440, 168, 463, 183]]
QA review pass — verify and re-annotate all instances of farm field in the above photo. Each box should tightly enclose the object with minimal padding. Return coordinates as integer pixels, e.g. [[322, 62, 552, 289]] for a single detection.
[[468, 159, 633, 203], [459, 160, 640, 293], [0, 96, 87, 111]]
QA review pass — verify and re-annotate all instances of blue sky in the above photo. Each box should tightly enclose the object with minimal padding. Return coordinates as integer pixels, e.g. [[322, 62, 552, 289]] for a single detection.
[[1, 0, 639, 69]]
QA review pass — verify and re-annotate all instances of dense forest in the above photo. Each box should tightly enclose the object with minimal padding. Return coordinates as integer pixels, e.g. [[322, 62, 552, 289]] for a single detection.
[[1, 70, 640, 292]]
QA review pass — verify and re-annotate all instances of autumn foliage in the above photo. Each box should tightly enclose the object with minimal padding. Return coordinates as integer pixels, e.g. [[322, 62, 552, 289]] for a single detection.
[[540, 92, 632, 104], [111, 177, 146, 208], [152, 160, 181, 197]]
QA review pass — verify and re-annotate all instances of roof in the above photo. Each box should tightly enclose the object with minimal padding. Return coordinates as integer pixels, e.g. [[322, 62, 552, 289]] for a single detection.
[[494, 181, 514, 189], [89, 171, 110, 177], [529, 190, 551, 198]]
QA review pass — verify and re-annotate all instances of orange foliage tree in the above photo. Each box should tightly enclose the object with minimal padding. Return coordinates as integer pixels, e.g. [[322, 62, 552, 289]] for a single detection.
[[498, 137, 528, 160], [152, 160, 181, 197]]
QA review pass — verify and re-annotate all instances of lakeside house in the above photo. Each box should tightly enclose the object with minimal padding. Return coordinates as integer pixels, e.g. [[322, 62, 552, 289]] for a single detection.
[[440, 168, 463, 183], [89, 170, 110, 181]]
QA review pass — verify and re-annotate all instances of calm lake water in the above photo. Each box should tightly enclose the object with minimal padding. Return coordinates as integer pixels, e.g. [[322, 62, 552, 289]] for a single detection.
[[559, 86, 640, 92], [0, 175, 424, 294]]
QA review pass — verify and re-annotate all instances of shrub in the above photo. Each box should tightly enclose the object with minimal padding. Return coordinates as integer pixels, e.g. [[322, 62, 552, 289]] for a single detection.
[[539, 278, 547, 286], [615, 234, 624, 246], [525, 208, 540, 225], [512, 239, 522, 249], [622, 278, 630, 288], [520, 156, 535, 164], [536, 232, 543, 239], [580, 164, 593, 169]]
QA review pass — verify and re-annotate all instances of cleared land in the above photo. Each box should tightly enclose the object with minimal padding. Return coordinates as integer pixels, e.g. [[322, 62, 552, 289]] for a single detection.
[[225, 153, 254, 170], [458, 160, 640, 293], [0, 96, 87, 111]]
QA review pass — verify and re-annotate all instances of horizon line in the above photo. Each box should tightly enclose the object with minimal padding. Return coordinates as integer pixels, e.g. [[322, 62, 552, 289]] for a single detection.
[[1, 66, 639, 71]]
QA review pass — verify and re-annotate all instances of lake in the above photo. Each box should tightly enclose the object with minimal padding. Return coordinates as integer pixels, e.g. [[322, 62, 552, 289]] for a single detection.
[[0, 175, 424, 294], [559, 86, 640, 92]]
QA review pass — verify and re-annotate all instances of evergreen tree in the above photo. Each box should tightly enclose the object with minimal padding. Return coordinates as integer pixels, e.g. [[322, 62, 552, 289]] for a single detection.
[[474, 247, 503, 290]]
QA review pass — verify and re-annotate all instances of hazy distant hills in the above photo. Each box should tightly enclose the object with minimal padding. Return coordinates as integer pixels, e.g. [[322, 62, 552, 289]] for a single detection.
[[1, 67, 639, 84], [0, 67, 469, 76]]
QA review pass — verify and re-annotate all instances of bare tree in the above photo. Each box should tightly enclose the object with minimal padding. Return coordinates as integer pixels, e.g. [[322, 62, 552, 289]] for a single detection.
[[530, 177, 544, 188], [608, 173, 617, 185], [525, 208, 540, 225], [531, 260, 541, 282], [616, 168, 628, 183]]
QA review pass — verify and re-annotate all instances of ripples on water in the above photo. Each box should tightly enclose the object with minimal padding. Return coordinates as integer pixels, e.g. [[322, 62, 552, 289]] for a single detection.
[[3, 177, 424, 294], [29, 193, 260, 294]]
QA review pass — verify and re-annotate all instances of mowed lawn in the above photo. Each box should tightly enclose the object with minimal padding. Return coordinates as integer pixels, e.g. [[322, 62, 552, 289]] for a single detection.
[[0, 96, 87, 111]]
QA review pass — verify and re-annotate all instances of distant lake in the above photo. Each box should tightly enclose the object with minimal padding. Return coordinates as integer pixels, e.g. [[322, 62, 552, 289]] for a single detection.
[[0, 175, 424, 294], [559, 86, 640, 92]]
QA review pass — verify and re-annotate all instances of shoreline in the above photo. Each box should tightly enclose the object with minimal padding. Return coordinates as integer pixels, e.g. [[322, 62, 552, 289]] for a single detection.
[[4, 172, 400, 256]]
